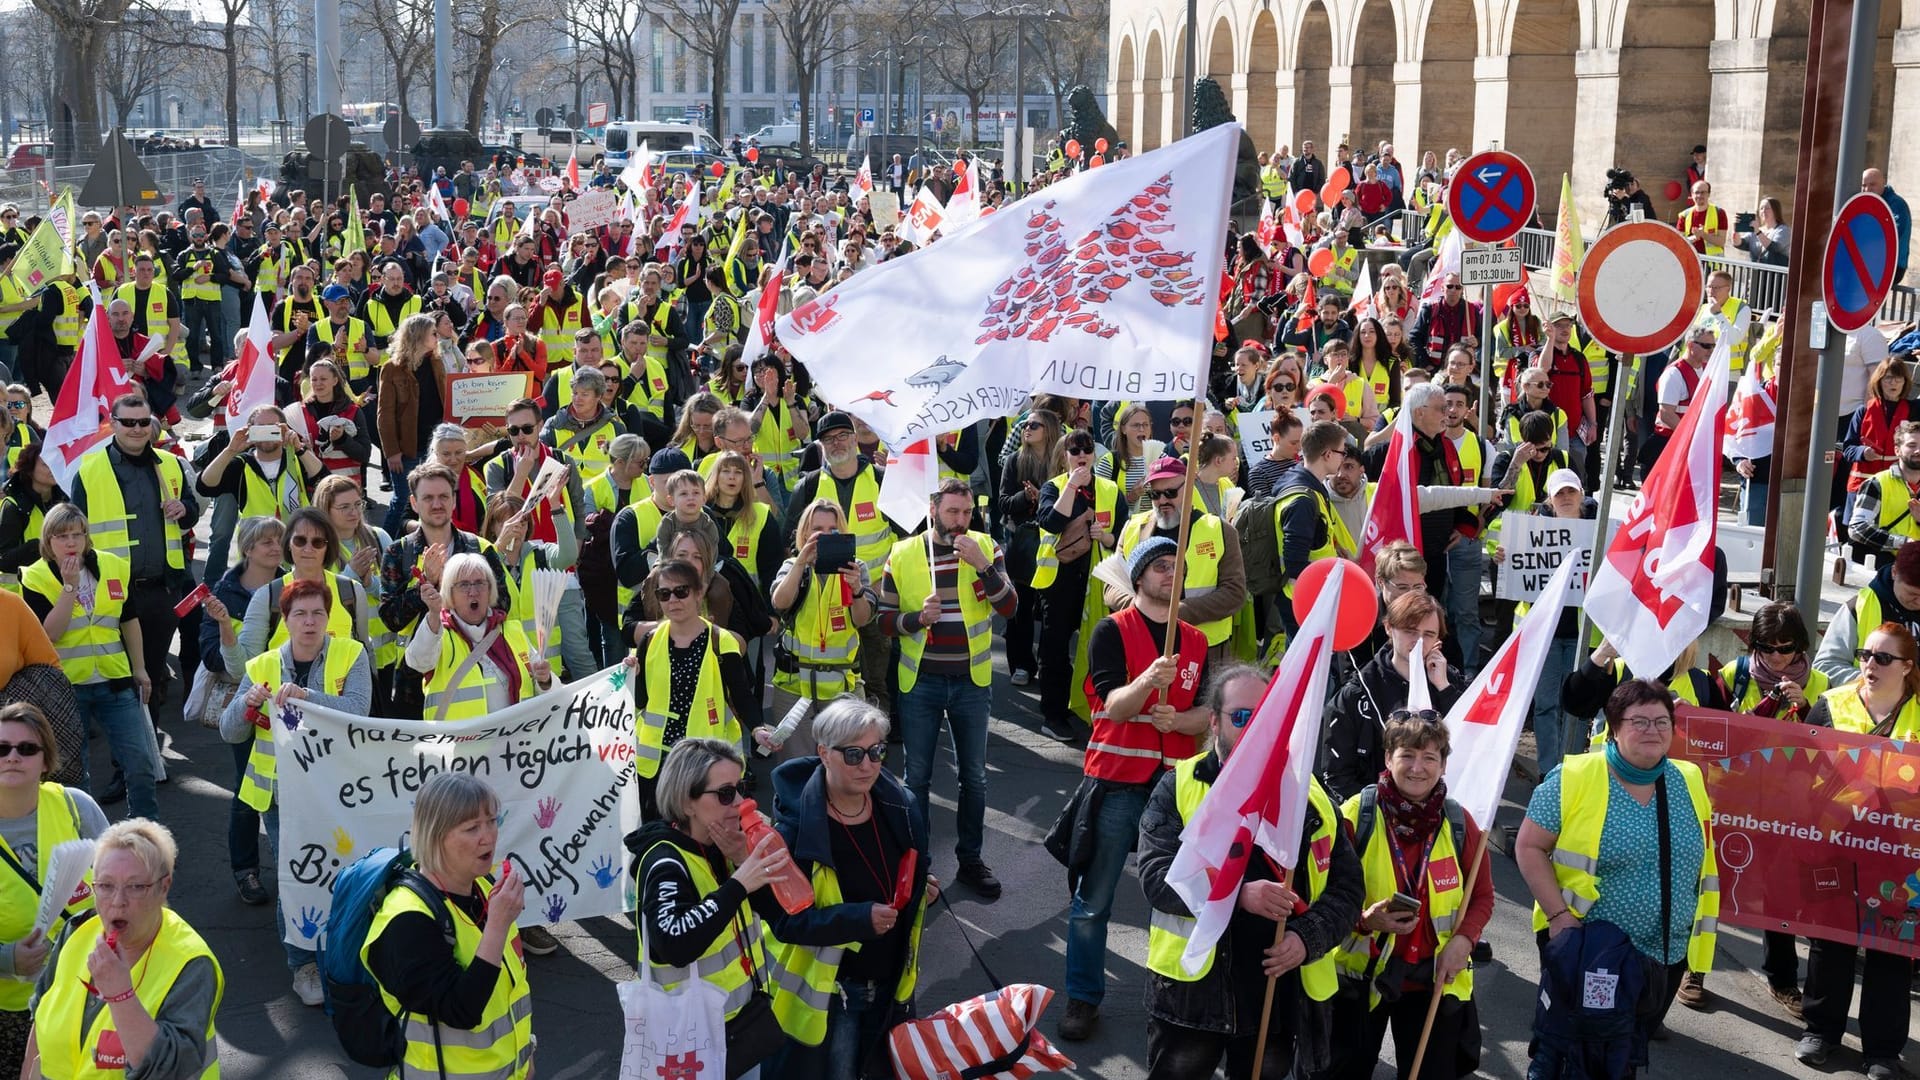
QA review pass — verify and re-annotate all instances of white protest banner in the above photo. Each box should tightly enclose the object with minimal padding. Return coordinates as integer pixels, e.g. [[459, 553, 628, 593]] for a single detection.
[[1495, 512, 1595, 603], [1235, 409, 1275, 465], [448, 372, 535, 424], [275, 664, 640, 947], [568, 190, 621, 235]]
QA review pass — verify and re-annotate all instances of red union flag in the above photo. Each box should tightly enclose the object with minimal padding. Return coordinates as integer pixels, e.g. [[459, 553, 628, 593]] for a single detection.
[[43, 290, 135, 491], [740, 248, 789, 361], [1163, 561, 1344, 974], [226, 293, 278, 426], [778, 124, 1239, 448], [1586, 334, 1730, 678], [1725, 364, 1776, 461], [1443, 553, 1580, 829], [1358, 405, 1421, 570], [899, 185, 946, 246]]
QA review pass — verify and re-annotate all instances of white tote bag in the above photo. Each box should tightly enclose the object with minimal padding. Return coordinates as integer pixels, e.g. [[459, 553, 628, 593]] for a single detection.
[[616, 915, 730, 1080]]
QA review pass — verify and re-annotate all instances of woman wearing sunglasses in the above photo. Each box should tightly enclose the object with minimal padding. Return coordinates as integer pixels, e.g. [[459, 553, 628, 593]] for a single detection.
[[224, 507, 372, 673], [628, 558, 762, 822], [763, 697, 936, 1078], [1000, 409, 1063, 689], [1321, 711, 1490, 1080], [1322, 592, 1464, 805], [1029, 430, 1123, 740], [408, 551, 553, 722], [764, 501, 873, 760], [629, 737, 795, 1079], [0, 703, 106, 1077]]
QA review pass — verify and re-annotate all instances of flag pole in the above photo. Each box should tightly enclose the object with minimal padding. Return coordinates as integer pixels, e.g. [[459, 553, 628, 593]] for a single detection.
[[1404, 823, 1494, 1079], [1246, 868, 1292, 1080], [1162, 396, 1209, 657]]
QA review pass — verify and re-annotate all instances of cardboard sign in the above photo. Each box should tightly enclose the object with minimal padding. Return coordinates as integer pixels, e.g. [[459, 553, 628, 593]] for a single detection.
[[567, 190, 621, 235], [448, 372, 535, 424], [868, 189, 901, 230], [1236, 409, 1276, 465], [1494, 512, 1595, 603]]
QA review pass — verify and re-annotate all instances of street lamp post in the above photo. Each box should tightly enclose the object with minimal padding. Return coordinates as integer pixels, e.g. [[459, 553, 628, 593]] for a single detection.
[[969, 5, 1060, 192], [299, 51, 311, 122]]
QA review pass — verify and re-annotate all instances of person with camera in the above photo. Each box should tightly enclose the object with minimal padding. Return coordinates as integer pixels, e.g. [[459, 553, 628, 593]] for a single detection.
[[1604, 168, 1659, 227]]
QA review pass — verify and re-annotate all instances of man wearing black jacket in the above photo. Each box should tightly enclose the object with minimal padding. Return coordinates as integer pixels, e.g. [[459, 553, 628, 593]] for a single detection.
[[1273, 421, 1353, 635], [1287, 141, 1326, 199]]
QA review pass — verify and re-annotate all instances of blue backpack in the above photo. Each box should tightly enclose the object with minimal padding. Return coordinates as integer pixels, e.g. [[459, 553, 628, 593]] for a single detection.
[[319, 847, 454, 1070]]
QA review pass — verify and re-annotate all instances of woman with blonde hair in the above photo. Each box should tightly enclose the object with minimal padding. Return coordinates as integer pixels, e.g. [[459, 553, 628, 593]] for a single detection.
[[760, 500, 873, 759], [1097, 403, 1162, 513], [375, 313, 452, 536], [668, 391, 727, 469], [705, 450, 780, 589], [286, 358, 369, 482]]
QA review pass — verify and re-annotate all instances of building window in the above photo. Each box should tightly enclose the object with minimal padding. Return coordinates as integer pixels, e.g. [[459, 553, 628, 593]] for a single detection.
[[651, 24, 665, 94], [740, 17, 754, 94]]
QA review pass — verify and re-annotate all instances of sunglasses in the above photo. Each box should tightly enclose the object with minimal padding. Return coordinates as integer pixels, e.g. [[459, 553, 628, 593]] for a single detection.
[[113, 416, 153, 428], [5, 401, 25, 411], [1226, 708, 1253, 728], [506, 423, 538, 436], [289, 534, 326, 549], [1752, 641, 1800, 657], [831, 744, 888, 766], [697, 782, 745, 805], [1388, 708, 1443, 724], [0, 740, 43, 758], [1857, 648, 1912, 667], [1446, 285, 1463, 292], [1064, 443, 1095, 455], [1273, 381, 1297, 393], [655, 584, 697, 602], [1169, 417, 1194, 427], [1148, 487, 1183, 501]]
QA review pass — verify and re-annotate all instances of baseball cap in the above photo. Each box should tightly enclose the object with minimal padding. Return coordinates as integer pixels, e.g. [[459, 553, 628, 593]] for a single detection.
[[815, 411, 854, 438], [320, 283, 351, 302], [1545, 468, 1584, 496], [1146, 456, 1187, 484], [1129, 536, 1179, 585], [543, 267, 564, 289], [648, 447, 693, 476]]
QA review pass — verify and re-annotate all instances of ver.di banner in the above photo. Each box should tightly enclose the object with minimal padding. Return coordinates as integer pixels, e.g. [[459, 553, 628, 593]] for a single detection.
[[274, 664, 641, 948], [1674, 706, 1920, 957]]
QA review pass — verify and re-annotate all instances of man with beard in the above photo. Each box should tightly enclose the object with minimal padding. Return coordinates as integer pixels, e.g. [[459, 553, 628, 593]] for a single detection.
[[877, 478, 1018, 900], [787, 411, 895, 707], [268, 264, 324, 382], [1400, 383, 1505, 649], [1273, 422, 1357, 636], [1108, 457, 1247, 662], [1326, 434, 1369, 549], [1850, 421, 1920, 566]]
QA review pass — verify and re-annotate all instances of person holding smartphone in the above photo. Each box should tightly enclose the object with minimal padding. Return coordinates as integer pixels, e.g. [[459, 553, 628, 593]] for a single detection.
[[761, 500, 872, 761]]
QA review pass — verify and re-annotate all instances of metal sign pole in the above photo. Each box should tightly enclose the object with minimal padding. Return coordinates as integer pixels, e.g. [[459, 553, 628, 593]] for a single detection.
[[1576, 352, 1637, 649]]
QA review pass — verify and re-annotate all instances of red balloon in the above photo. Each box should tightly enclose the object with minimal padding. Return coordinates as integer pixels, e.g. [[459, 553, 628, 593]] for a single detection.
[[451, 197, 469, 218], [711, 162, 727, 177], [1664, 179, 1684, 202], [1319, 181, 1344, 208], [1064, 139, 1081, 159], [1089, 154, 1105, 168], [1307, 247, 1335, 277], [746, 147, 760, 163], [1292, 189, 1317, 216], [1326, 166, 1351, 194], [1094, 137, 1109, 154], [1292, 558, 1378, 651]]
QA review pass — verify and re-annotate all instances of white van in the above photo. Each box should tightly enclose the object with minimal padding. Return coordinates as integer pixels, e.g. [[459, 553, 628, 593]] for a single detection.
[[602, 121, 724, 166], [506, 127, 600, 161], [747, 121, 802, 148]]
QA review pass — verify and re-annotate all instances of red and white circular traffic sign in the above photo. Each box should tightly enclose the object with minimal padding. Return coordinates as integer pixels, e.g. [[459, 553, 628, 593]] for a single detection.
[[1445, 150, 1536, 245], [1575, 221, 1704, 355]]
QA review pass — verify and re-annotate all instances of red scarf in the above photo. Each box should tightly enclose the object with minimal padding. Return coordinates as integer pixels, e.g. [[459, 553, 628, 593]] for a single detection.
[[440, 607, 523, 702], [1853, 399, 1911, 490]]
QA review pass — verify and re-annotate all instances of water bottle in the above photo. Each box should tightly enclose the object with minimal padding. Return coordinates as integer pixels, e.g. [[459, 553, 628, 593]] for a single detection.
[[735, 798, 815, 914]]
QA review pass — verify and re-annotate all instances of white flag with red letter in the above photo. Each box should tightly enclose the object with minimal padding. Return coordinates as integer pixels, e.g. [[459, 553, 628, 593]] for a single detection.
[[741, 247, 790, 361], [660, 180, 703, 259], [1586, 333, 1730, 678], [854, 155, 875, 200], [1420, 227, 1463, 305], [898, 186, 946, 247], [1163, 563, 1344, 975], [779, 124, 1239, 448], [620, 141, 653, 195], [1443, 553, 1580, 828], [225, 294, 278, 428], [1725, 363, 1776, 461], [1359, 405, 1422, 571], [946, 158, 980, 227], [877, 438, 938, 532], [44, 291, 135, 491], [1348, 260, 1374, 316]]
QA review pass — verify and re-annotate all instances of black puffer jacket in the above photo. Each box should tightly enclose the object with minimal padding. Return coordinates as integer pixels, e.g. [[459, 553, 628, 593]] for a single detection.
[[1320, 643, 1465, 804]]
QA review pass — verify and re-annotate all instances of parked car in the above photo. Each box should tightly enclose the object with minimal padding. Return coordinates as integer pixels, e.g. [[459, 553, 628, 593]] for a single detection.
[[6, 143, 51, 172], [654, 148, 730, 179], [753, 145, 827, 176]]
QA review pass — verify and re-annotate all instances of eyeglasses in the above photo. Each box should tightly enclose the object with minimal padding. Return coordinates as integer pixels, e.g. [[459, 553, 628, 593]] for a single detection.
[[112, 416, 153, 428], [450, 580, 490, 594], [1446, 285, 1463, 292], [1064, 444, 1094, 456], [1169, 416, 1193, 428], [92, 880, 161, 901], [697, 782, 744, 805], [1148, 487, 1183, 502], [1388, 708, 1442, 724], [1752, 641, 1801, 657], [1857, 648, 1912, 667], [1620, 715, 1674, 733], [831, 744, 888, 766], [506, 423, 537, 436], [0, 740, 44, 758], [655, 584, 696, 602], [289, 534, 326, 549], [1226, 707, 1254, 728]]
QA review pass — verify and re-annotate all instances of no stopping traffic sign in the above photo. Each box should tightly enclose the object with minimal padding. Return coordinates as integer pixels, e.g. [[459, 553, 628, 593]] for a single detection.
[[1446, 151, 1536, 244], [1823, 192, 1899, 334]]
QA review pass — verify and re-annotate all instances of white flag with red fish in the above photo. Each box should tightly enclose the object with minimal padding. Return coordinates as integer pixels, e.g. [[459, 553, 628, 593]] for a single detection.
[[1163, 560, 1344, 975], [1443, 553, 1580, 828], [1358, 404, 1421, 571], [779, 124, 1239, 448], [44, 290, 135, 491], [1724, 363, 1776, 461], [898, 186, 946, 247], [225, 294, 278, 428], [741, 247, 790, 361], [1586, 332, 1730, 678]]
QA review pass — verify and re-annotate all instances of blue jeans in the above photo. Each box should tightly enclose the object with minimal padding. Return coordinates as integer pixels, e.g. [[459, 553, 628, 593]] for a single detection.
[[765, 978, 903, 1079], [73, 681, 159, 820], [382, 455, 420, 537], [1533, 638, 1580, 775], [1742, 474, 1769, 526], [1446, 541, 1486, 674], [1064, 785, 1149, 1005], [263, 802, 318, 970], [899, 672, 991, 864]]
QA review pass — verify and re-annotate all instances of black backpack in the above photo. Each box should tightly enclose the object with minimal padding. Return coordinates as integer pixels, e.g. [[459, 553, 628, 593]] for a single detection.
[[1233, 492, 1287, 598], [1353, 784, 1467, 858]]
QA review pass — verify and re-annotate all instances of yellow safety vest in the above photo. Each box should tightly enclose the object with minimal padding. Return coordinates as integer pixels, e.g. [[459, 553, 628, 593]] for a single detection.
[[636, 839, 772, 1019], [0, 492, 41, 594], [37, 909, 223, 1079], [1261, 164, 1287, 199], [538, 297, 586, 368], [724, 501, 771, 585], [584, 471, 643, 516], [253, 248, 285, 298], [237, 458, 310, 522], [22, 552, 133, 684], [1577, 662, 1706, 752], [1317, 246, 1359, 293], [637, 620, 743, 778], [237, 638, 365, 811], [424, 618, 538, 721], [1871, 469, 1920, 546], [116, 282, 189, 369], [178, 248, 222, 301], [1118, 512, 1231, 645], [51, 280, 81, 348], [364, 876, 532, 1080], [627, 351, 672, 420], [312, 317, 371, 382], [1821, 684, 1920, 739], [1330, 791, 1474, 1008], [363, 291, 423, 343], [1275, 486, 1356, 594], [0, 274, 25, 336], [1718, 659, 1829, 714], [0, 782, 93, 1011], [774, 558, 862, 701], [827, 467, 894, 572], [550, 411, 621, 477], [769, 851, 926, 1045], [1032, 474, 1120, 588], [1145, 755, 1340, 1000], [888, 530, 998, 693], [705, 292, 744, 345], [263, 571, 360, 652], [753, 400, 803, 480], [1528, 752, 1719, 973], [1357, 358, 1396, 407], [499, 547, 562, 666]]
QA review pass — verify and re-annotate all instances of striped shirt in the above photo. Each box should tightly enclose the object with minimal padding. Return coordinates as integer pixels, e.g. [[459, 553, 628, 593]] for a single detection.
[[875, 538, 1018, 678]]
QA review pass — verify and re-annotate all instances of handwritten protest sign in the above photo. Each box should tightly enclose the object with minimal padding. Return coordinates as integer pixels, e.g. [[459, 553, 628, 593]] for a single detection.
[[1674, 706, 1920, 958], [275, 664, 640, 945], [1235, 409, 1276, 465], [1494, 512, 1594, 603], [13, 222, 68, 289], [568, 190, 621, 235], [868, 189, 901, 230], [449, 372, 534, 425]]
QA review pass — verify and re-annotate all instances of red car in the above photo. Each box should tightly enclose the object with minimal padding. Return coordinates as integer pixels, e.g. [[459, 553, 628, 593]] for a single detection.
[[5, 142, 51, 172]]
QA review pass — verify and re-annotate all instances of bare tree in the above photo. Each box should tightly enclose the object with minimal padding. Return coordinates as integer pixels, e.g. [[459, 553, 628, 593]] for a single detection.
[[0, 9, 62, 150], [924, 0, 1014, 145], [767, 0, 865, 155], [100, 7, 188, 127], [246, 0, 306, 123], [345, 0, 433, 131], [457, 0, 541, 135], [548, 0, 645, 124], [651, 0, 741, 134], [29, 0, 137, 161], [1027, 0, 1105, 129]]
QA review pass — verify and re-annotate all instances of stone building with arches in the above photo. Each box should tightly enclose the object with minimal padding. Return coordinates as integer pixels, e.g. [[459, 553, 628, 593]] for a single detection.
[[1109, 0, 1912, 226]]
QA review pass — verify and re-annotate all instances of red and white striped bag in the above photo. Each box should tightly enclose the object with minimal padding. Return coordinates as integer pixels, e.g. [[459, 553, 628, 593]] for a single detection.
[[887, 983, 1074, 1080]]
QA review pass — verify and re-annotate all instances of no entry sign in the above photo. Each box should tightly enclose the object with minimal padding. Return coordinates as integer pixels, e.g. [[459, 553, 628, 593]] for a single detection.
[[1446, 151, 1536, 244], [1576, 221, 1705, 355], [1823, 192, 1898, 333]]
